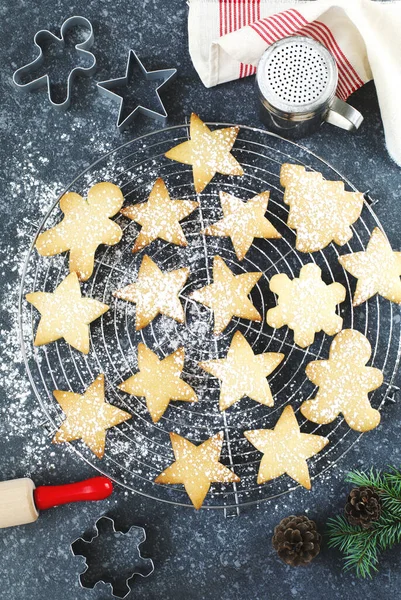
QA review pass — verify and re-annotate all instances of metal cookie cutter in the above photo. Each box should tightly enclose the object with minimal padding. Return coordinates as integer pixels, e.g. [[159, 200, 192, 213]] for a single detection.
[[71, 516, 154, 598], [97, 50, 177, 131], [12, 16, 96, 111]]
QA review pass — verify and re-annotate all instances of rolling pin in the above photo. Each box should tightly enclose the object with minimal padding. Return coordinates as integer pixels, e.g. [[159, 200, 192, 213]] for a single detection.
[[0, 476, 113, 529]]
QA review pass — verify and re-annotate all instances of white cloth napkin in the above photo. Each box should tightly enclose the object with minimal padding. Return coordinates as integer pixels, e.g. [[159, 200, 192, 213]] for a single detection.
[[188, 0, 401, 166]]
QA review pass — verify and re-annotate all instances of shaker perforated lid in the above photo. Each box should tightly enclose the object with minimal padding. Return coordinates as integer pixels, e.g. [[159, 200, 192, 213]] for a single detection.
[[256, 36, 338, 116]]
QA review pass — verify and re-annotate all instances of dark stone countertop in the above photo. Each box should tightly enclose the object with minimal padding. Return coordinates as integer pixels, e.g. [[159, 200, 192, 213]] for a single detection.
[[1, 1, 401, 599]]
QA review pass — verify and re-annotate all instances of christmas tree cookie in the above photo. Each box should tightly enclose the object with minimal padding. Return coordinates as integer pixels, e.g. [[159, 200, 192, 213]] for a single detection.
[[35, 182, 124, 281], [266, 263, 346, 348], [121, 178, 198, 253], [339, 227, 401, 306], [118, 344, 197, 423], [244, 406, 328, 490], [155, 431, 240, 509], [190, 256, 262, 335], [53, 374, 131, 459], [281, 164, 364, 252], [301, 329, 383, 432], [199, 331, 284, 411], [202, 191, 281, 261], [165, 113, 244, 193], [113, 255, 189, 330], [26, 272, 109, 354]]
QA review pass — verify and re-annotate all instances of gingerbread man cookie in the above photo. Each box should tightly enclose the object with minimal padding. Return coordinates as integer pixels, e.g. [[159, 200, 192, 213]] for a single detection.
[[301, 329, 383, 432], [36, 182, 124, 281]]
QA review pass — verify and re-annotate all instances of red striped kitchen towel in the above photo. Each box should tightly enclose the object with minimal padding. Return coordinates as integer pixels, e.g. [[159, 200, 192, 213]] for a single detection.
[[188, 0, 401, 165]]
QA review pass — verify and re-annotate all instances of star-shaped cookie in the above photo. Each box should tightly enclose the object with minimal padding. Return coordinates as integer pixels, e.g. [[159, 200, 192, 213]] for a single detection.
[[52, 374, 131, 459], [202, 191, 281, 260], [244, 406, 328, 489], [35, 182, 124, 281], [301, 329, 383, 432], [26, 272, 109, 354], [165, 113, 244, 193], [121, 178, 199, 253], [118, 344, 197, 422], [199, 331, 284, 411], [338, 227, 401, 306], [113, 255, 189, 330], [266, 263, 346, 348], [155, 431, 240, 509], [190, 256, 262, 335], [280, 164, 364, 252]]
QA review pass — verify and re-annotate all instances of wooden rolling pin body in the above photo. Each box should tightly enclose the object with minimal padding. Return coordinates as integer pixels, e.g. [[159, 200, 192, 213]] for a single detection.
[[0, 476, 113, 529]]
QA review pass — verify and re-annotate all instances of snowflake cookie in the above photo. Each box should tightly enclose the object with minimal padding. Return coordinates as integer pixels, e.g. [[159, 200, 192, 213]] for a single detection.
[[35, 182, 124, 281], [301, 329, 383, 432], [281, 164, 364, 253], [266, 263, 346, 348]]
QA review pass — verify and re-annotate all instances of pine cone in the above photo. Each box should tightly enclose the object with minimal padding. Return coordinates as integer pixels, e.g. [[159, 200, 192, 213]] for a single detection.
[[345, 486, 382, 528], [272, 515, 321, 566]]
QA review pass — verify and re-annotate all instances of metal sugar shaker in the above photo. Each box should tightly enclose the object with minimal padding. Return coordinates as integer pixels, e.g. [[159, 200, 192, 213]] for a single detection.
[[256, 36, 363, 138]]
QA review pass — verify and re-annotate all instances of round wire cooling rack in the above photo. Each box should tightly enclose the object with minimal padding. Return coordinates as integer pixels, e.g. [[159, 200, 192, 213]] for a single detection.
[[19, 124, 401, 510]]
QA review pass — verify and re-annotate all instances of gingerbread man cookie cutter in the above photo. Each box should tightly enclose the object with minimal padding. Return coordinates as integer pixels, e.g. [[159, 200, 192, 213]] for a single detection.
[[12, 16, 96, 111]]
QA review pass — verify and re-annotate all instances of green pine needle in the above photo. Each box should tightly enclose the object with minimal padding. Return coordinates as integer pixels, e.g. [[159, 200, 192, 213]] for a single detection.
[[326, 467, 401, 578]]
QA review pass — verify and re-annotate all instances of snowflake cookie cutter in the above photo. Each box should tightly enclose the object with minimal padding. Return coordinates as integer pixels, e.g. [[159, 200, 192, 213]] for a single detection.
[[12, 16, 96, 111], [71, 515, 154, 598], [97, 50, 177, 131]]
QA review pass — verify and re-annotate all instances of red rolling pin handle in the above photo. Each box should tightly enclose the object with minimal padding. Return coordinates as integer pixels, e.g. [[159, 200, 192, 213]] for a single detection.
[[33, 477, 113, 511]]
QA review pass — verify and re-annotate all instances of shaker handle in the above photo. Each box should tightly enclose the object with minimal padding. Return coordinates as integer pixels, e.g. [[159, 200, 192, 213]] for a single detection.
[[324, 96, 363, 132]]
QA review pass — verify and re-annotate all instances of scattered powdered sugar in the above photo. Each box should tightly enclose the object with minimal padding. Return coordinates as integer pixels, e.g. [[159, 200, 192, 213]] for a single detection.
[[3, 128, 396, 507]]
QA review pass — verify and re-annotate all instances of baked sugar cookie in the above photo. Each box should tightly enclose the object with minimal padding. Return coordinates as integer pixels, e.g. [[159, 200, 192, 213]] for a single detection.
[[155, 432, 240, 509], [53, 374, 131, 459], [118, 344, 197, 423], [190, 256, 262, 335], [165, 113, 244, 193], [202, 191, 281, 261], [121, 178, 198, 253], [244, 406, 328, 490], [281, 164, 364, 252], [26, 272, 109, 354], [339, 227, 401, 306], [266, 263, 346, 348], [301, 329, 383, 432], [35, 182, 123, 281], [199, 331, 284, 411], [113, 255, 189, 330]]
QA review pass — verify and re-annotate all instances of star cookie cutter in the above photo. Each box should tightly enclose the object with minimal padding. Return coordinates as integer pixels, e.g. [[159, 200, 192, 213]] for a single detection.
[[12, 16, 96, 111], [97, 50, 177, 131], [71, 515, 154, 598]]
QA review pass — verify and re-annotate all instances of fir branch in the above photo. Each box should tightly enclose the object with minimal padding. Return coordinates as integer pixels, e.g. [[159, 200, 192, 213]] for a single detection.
[[326, 467, 401, 578]]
